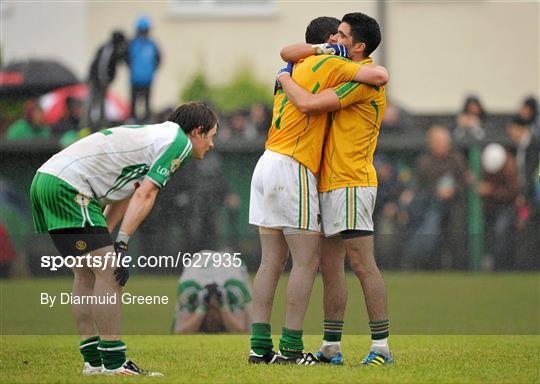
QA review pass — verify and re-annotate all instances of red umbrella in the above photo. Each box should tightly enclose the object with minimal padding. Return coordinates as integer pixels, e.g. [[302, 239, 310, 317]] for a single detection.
[[39, 84, 130, 125]]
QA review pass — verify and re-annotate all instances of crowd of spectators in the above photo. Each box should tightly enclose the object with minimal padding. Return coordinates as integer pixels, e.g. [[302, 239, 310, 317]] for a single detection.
[[373, 95, 539, 271]]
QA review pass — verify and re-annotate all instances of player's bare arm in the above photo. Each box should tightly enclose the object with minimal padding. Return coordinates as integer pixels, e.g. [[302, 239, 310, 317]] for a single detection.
[[117, 178, 160, 236], [175, 312, 206, 334], [280, 43, 389, 87], [354, 64, 389, 86], [104, 198, 131, 233], [219, 308, 246, 332], [278, 73, 340, 114], [280, 43, 321, 62]]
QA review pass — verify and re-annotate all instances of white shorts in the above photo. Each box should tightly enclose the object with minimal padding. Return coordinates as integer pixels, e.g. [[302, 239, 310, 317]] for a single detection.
[[319, 186, 377, 237], [249, 150, 320, 232]]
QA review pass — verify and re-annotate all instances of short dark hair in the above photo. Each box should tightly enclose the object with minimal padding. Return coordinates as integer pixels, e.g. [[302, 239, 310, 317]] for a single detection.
[[168, 102, 218, 135], [341, 12, 381, 57], [462, 95, 486, 120], [305, 16, 341, 44]]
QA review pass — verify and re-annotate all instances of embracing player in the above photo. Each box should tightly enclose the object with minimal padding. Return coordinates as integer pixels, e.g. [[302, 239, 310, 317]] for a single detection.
[[278, 12, 392, 366], [30, 102, 218, 376], [248, 16, 388, 365]]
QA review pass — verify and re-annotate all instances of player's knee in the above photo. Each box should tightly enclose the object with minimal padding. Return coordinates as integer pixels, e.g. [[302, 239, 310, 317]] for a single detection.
[[292, 253, 320, 271], [349, 258, 372, 279], [91, 265, 119, 285], [260, 254, 288, 270], [73, 269, 95, 287]]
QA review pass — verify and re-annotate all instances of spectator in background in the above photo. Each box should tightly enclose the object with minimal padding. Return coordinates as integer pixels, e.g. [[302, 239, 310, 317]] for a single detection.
[[82, 30, 128, 130], [5, 100, 51, 140], [401, 125, 468, 269], [454, 95, 486, 145], [172, 253, 253, 334], [52, 97, 82, 137], [507, 116, 540, 269], [129, 16, 161, 123], [381, 99, 413, 133], [478, 143, 519, 270], [518, 96, 539, 137], [373, 155, 407, 268], [139, 149, 241, 257], [221, 109, 257, 142], [249, 103, 272, 136]]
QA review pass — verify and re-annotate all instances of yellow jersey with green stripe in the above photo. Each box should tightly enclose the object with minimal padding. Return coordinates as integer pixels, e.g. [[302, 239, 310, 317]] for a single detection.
[[266, 55, 364, 175], [318, 62, 386, 192]]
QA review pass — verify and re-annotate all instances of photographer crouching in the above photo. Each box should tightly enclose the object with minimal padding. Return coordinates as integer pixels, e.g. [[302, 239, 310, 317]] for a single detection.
[[172, 250, 253, 333]]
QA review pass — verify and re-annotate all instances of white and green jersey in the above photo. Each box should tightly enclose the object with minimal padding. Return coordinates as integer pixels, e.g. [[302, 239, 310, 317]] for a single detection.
[[38, 122, 192, 205]]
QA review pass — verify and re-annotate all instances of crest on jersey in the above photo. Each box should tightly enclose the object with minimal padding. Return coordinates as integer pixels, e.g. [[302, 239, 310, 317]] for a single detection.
[[170, 158, 182, 174], [75, 240, 87, 251], [75, 193, 90, 207]]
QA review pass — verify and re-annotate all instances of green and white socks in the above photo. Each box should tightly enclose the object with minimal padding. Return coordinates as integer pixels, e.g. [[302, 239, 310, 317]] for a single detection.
[[369, 319, 390, 356], [250, 323, 305, 358], [79, 337, 127, 370], [320, 320, 344, 358], [98, 339, 127, 370], [79, 336, 101, 368]]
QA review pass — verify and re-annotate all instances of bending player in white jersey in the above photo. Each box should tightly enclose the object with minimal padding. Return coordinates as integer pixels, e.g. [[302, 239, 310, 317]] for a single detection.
[[30, 102, 218, 376]]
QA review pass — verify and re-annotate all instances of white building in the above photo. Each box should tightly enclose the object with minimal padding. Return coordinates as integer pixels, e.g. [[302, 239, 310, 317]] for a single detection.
[[1, 1, 538, 113]]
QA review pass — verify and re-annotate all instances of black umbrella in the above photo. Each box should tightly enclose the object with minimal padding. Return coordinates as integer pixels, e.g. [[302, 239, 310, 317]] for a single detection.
[[0, 59, 79, 98]]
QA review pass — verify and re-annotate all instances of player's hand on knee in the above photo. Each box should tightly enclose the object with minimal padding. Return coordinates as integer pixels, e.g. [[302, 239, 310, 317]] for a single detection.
[[114, 241, 130, 286]]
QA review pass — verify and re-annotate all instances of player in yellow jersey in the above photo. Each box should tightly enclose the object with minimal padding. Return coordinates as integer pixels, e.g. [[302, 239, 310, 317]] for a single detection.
[[248, 16, 389, 365], [278, 12, 393, 366]]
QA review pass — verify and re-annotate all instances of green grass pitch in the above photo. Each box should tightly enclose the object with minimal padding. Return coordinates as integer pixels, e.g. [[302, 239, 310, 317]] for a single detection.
[[1, 272, 539, 383]]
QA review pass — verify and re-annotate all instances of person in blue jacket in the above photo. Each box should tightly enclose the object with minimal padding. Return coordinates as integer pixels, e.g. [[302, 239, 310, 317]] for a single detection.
[[128, 16, 161, 122]]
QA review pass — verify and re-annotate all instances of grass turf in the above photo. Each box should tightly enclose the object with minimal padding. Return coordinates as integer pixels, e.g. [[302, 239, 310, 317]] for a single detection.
[[1, 335, 539, 383], [1, 272, 539, 382]]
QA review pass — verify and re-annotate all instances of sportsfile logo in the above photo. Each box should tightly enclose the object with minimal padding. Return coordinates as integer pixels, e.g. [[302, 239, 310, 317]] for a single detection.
[[41, 253, 129, 271], [40, 252, 243, 271]]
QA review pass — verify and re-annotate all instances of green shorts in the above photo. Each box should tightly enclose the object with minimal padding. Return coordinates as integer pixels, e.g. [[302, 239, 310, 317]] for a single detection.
[[30, 172, 107, 233]]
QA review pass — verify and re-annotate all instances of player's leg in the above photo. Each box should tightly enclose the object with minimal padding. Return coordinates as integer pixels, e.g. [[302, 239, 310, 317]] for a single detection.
[[342, 233, 392, 365], [271, 159, 321, 365], [32, 173, 105, 374], [70, 265, 102, 374], [249, 226, 289, 362], [71, 265, 97, 338], [86, 244, 125, 371], [321, 186, 391, 364], [48, 228, 112, 375], [316, 235, 347, 364], [88, 244, 162, 376], [276, 230, 320, 360]]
